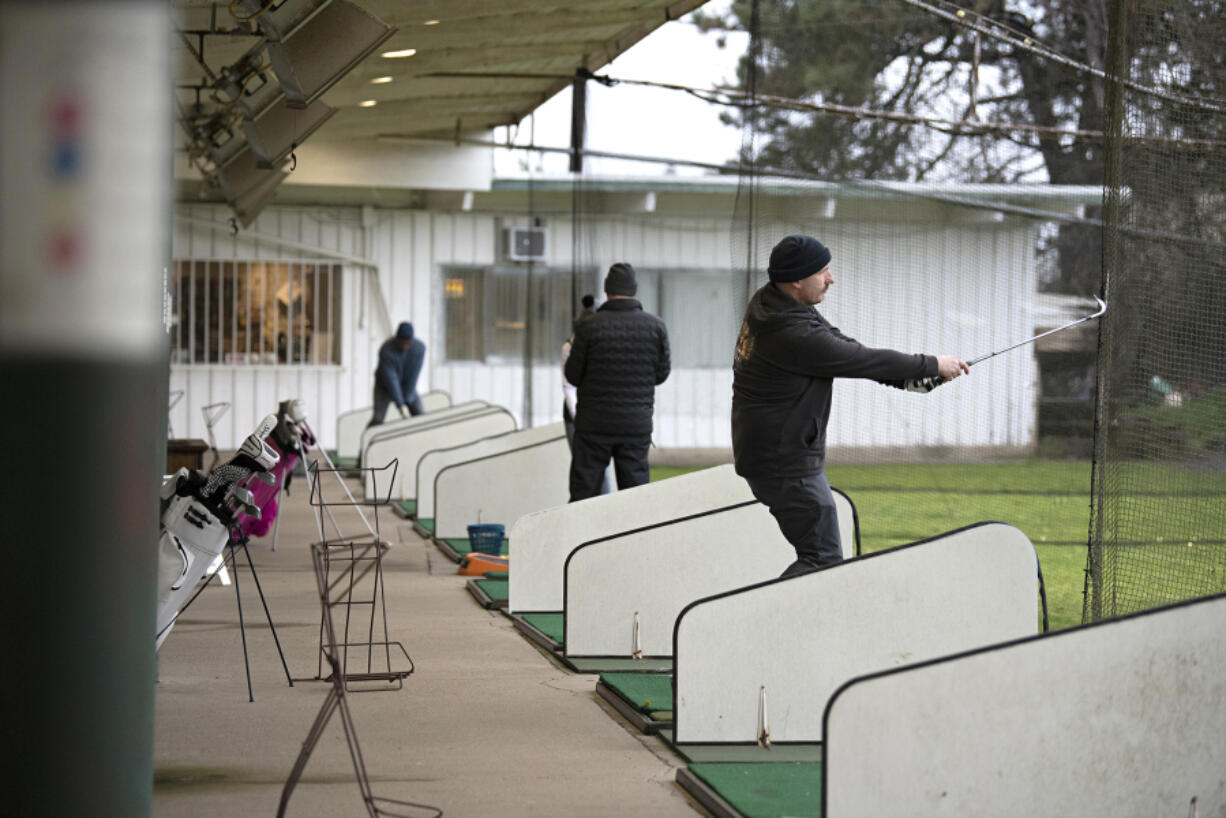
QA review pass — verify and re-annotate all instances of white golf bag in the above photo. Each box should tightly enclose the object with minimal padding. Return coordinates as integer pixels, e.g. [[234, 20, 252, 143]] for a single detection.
[[155, 415, 280, 650], [155, 487, 231, 649]]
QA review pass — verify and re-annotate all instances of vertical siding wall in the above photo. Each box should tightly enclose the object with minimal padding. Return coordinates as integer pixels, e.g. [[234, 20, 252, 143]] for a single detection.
[[171, 204, 384, 450], [170, 201, 1037, 453]]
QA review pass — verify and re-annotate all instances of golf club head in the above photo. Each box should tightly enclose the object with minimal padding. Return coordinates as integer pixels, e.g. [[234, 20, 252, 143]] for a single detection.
[[225, 484, 260, 518], [968, 293, 1107, 367]]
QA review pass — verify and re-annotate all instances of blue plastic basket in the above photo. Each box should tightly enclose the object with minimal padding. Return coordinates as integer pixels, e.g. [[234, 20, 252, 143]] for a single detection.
[[467, 523, 505, 556]]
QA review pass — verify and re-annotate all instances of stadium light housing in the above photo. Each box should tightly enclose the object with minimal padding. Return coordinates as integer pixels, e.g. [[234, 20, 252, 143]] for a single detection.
[[211, 144, 288, 226], [231, 0, 330, 42], [262, 0, 396, 109], [211, 42, 336, 168], [243, 96, 336, 168]]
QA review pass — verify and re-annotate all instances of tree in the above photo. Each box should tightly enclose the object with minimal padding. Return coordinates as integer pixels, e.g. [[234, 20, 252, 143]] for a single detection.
[[697, 0, 1226, 299], [697, 0, 1109, 185]]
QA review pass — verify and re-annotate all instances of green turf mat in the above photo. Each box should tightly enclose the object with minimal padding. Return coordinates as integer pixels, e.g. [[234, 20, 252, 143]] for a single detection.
[[474, 578, 508, 601], [442, 537, 507, 557], [417, 518, 434, 533], [519, 613, 564, 644], [600, 671, 672, 713], [687, 762, 823, 818], [566, 657, 672, 673], [659, 731, 823, 763], [396, 499, 417, 517], [332, 456, 358, 469]]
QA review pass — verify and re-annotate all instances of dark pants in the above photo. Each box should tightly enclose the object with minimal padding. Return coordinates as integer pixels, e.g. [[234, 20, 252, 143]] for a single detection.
[[564, 405, 611, 496], [745, 472, 844, 578], [367, 387, 424, 428], [569, 430, 649, 502]]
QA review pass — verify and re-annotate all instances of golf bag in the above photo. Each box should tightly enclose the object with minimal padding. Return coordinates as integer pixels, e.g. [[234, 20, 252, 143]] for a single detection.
[[234, 399, 315, 540], [155, 415, 280, 649]]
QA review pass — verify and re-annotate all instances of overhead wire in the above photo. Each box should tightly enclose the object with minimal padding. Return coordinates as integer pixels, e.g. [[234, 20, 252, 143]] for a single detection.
[[424, 72, 1226, 151]]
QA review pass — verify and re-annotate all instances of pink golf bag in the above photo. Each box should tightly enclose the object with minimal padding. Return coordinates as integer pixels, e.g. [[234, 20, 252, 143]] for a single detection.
[[234, 399, 315, 540]]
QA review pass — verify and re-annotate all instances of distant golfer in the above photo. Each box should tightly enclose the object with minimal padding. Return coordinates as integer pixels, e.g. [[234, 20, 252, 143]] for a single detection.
[[565, 264, 671, 501], [368, 321, 426, 427], [731, 235, 968, 578]]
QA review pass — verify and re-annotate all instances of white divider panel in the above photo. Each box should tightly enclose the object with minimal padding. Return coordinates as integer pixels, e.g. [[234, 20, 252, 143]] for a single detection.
[[824, 593, 1226, 817], [415, 423, 566, 521], [431, 426, 570, 538], [419, 390, 452, 413], [563, 499, 857, 659], [831, 487, 857, 560], [507, 465, 751, 614], [362, 408, 516, 501], [357, 400, 488, 465], [672, 523, 1037, 744], [334, 389, 451, 461]]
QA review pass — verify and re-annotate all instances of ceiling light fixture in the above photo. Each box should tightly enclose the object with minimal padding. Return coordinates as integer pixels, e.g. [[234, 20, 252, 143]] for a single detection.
[[381, 48, 417, 58], [370, 76, 393, 84], [423, 20, 440, 25], [359, 99, 377, 107]]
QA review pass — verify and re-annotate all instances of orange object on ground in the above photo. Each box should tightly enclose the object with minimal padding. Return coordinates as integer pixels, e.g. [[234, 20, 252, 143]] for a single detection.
[[457, 552, 509, 576]]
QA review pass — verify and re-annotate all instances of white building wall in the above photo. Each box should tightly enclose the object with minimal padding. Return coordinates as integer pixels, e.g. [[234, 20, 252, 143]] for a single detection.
[[169, 197, 1038, 454]]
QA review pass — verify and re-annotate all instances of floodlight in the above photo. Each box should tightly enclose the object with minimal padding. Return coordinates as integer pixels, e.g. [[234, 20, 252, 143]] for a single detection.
[[212, 143, 287, 204], [213, 43, 278, 118], [200, 114, 246, 169], [232, 0, 330, 42], [243, 96, 336, 168], [232, 169, 288, 228], [264, 0, 396, 109]]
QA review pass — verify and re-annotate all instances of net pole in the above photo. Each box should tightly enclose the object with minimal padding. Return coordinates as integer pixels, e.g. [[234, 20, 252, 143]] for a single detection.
[[1085, 0, 1130, 623]]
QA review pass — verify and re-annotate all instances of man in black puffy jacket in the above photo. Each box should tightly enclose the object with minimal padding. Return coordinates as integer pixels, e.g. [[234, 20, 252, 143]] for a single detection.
[[565, 263, 671, 501], [732, 235, 969, 577]]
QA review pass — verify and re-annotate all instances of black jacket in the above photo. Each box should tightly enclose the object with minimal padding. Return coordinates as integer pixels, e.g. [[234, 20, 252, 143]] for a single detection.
[[731, 283, 937, 479], [565, 298, 670, 437]]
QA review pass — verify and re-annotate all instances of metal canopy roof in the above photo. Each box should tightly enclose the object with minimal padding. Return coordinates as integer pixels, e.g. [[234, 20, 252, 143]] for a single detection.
[[173, 0, 707, 147]]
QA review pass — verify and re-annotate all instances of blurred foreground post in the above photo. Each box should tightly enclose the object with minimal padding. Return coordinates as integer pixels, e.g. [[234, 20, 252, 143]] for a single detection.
[[0, 2, 170, 814]]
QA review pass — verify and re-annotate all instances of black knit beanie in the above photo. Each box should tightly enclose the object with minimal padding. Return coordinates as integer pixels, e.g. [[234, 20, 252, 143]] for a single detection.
[[767, 235, 832, 283], [604, 262, 637, 296]]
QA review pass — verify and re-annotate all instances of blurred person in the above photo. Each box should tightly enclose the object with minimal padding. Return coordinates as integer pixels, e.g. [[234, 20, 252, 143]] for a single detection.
[[368, 321, 426, 427], [732, 235, 968, 578], [565, 265, 670, 501], [562, 295, 611, 495]]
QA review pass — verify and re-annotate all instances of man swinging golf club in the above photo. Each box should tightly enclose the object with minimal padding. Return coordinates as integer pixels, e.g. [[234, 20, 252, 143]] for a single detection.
[[732, 235, 969, 578]]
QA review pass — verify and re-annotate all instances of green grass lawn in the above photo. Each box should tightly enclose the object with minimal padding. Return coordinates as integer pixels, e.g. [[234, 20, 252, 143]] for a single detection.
[[650, 460, 1226, 632]]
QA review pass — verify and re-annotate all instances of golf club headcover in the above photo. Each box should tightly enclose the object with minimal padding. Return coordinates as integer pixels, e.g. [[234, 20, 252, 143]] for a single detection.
[[273, 399, 312, 453], [904, 376, 942, 393], [240, 414, 281, 470], [286, 398, 307, 424], [201, 462, 251, 502]]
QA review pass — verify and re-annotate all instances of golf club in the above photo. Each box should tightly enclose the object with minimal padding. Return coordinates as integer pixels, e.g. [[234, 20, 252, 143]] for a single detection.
[[967, 295, 1107, 367]]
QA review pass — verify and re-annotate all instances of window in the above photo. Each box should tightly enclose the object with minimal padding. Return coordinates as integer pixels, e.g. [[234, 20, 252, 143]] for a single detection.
[[441, 265, 740, 368], [169, 260, 341, 365], [442, 265, 583, 363]]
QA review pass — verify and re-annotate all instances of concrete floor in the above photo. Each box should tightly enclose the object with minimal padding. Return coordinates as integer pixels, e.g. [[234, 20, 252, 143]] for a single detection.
[[152, 473, 703, 818]]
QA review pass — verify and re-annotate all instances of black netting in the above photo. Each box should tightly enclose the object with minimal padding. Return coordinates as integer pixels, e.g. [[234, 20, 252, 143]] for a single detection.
[[1086, 0, 1226, 620], [501, 0, 1226, 626], [721, 0, 1226, 625]]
